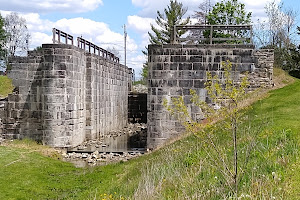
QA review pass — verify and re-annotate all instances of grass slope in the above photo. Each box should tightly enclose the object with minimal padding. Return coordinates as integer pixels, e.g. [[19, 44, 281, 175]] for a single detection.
[[0, 75, 14, 98], [0, 73, 299, 199]]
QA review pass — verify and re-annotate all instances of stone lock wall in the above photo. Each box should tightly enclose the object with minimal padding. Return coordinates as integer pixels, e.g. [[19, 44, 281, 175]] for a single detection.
[[147, 44, 273, 149], [1, 44, 131, 147]]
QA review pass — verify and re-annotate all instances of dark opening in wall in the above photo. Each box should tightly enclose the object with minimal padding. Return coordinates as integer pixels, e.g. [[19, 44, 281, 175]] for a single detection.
[[128, 93, 147, 124]]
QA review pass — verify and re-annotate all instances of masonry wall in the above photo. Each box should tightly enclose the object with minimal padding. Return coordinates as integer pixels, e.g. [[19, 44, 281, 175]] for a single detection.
[[1, 44, 131, 147], [147, 44, 273, 149]]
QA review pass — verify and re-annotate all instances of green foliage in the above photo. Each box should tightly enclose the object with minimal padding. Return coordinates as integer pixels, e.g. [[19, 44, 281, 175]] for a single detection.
[[148, 0, 190, 45], [207, 0, 251, 25], [0, 78, 300, 199], [204, 0, 252, 42], [33, 46, 43, 52], [141, 0, 190, 84], [140, 63, 148, 85], [0, 13, 6, 60], [164, 61, 250, 196], [274, 45, 300, 72]]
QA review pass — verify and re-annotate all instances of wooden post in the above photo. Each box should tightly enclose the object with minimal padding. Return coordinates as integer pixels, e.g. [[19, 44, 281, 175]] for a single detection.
[[173, 26, 176, 44], [58, 30, 61, 43], [250, 25, 253, 44], [52, 28, 56, 44]]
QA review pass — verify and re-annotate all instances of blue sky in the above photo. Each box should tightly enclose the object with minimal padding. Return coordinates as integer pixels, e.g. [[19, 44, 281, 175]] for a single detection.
[[0, 0, 299, 79]]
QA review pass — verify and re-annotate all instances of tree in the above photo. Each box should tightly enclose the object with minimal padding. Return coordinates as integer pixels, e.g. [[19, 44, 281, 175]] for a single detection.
[[106, 46, 121, 59], [193, 0, 214, 25], [164, 61, 253, 198], [4, 12, 30, 58], [254, 1, 299, 70], [206, 0, 251, 25], [208, 0, 251, 41], [207, 0, 252, 25], [192, 0, 252, 44], [141, 0, 190, 83], [148, 0, 190, 45], [0, 14, 6, 64], [254, 1, 298, 48]]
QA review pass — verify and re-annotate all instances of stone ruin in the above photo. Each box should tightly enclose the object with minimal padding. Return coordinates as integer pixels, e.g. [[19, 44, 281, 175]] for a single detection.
[[0, 25, 274, 151], [0, 29, 132, 147], [146, 25, 274, 149]]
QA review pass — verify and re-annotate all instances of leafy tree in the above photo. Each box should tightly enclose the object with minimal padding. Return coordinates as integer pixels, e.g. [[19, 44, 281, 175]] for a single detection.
[[4, 12, 30, 58], [206, 0, 251, 25], [200, 0, 252, 42], [141, 0, 190, 83], [0, 14, 6, 64], [164, 61, 254, 198]]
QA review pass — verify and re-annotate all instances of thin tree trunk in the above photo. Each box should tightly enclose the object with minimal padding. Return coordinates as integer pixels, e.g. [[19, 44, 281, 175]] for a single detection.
[[233, 115, 238, 198]]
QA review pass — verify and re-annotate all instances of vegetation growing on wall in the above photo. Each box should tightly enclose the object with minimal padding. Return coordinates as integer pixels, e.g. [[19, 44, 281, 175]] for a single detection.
[[163, 61, 254, 197], [0, 69, 299, 199]]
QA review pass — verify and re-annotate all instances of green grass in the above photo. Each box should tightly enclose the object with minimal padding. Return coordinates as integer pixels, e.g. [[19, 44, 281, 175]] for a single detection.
[[0, 75, 14, 98], [0, 77, 300, 199]]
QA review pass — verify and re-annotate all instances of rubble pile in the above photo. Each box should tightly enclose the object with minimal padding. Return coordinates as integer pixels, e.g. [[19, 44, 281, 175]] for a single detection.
[[63, 123, 147, 167]]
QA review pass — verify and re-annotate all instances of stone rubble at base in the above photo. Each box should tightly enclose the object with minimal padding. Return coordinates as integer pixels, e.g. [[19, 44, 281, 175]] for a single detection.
[[63, 123, 147, 167], [63, 151, 143, 167]]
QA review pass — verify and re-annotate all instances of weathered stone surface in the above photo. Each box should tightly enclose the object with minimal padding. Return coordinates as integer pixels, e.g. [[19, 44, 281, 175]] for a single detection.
[[0, 44, 132, 147], [147, 44, 274, 149]]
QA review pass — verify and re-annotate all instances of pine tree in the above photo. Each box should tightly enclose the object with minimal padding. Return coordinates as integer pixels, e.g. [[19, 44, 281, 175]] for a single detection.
[[140, 0, 190, 84], [148, 0, 190, 45]]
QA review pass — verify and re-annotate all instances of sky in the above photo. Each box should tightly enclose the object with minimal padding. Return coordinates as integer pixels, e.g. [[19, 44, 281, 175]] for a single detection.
[[0, 0, 299, 79]]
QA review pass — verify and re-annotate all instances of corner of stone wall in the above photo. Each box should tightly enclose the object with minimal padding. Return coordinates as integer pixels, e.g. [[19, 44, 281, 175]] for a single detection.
[[147, 44, 274, 150], [3, 43, 133, 148], [251, 49, 274, 88]]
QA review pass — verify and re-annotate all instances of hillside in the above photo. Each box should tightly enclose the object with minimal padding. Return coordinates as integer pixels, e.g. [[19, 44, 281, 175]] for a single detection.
[[0, 75, 14, 98], [0, 69, 299, 199]]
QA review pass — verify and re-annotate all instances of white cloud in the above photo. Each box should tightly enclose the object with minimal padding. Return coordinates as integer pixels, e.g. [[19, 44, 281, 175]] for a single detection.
[[132, 0, 200, 18], [0, 0, 103, 13], [30, 32, 52, 49], [131, 0, 280, 20], [1, 10, 141, 72], [128, 54, 147, 79], [128, 15, 155, 33], [22, 13, 54, 32], [52, 18, 137, 52]]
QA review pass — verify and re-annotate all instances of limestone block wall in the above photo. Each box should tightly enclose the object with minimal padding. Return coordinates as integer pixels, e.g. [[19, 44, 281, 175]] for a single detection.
[[147, 44, 273, 149], [0, 98, 5, 136], [85, 53, 129, 140], [1, 44, 131, 147]]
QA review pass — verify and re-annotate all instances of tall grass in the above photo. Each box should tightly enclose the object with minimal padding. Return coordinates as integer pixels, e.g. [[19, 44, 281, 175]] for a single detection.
[[0, 70, 299, 199]]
